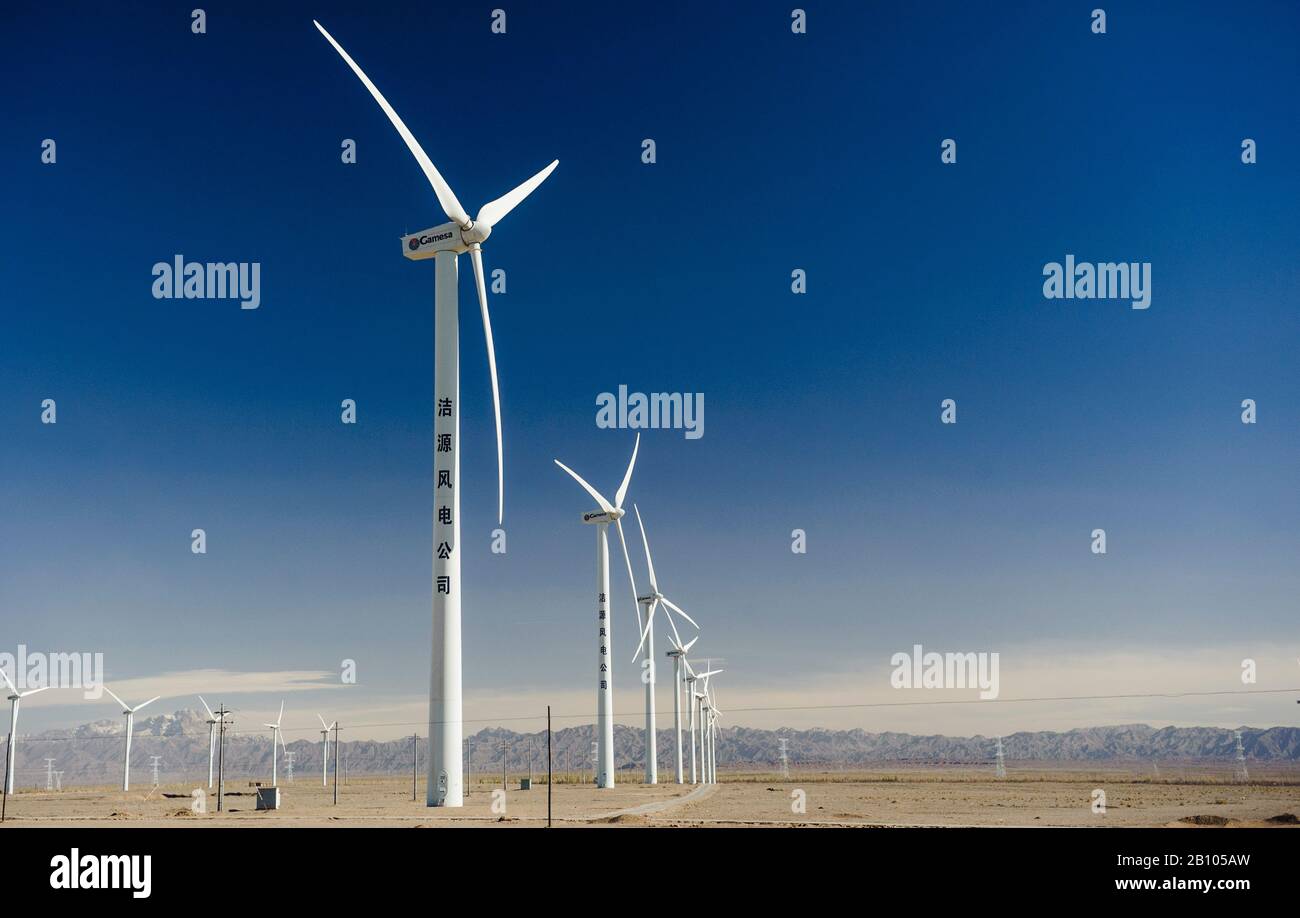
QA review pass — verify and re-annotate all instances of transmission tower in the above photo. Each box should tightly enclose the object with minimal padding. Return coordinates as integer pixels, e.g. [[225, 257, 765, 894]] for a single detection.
[[149, 756, 163, 785], [994, 736, 1006, 779], [285, 750, 296, 783], [53, 771, 63, 791], [1234, 730, 1249, 782], [44, 758, 56, 791], [778, 738, 790, 779]]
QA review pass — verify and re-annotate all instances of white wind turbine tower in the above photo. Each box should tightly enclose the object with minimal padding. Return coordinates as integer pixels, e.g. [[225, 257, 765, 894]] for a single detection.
[[263, 701, 286, 786], [664, 632, 699, 784], [629, 504, 699, 785], [690, 683, 708, 784], [317, 714, 336, 787], [2, 670, 49, 795], [198, 695, 229, 790], [683, 667, 699, 783], [102, 686, 160, 792], [554, 434, 642, 789], [315, 20, 557, 808]]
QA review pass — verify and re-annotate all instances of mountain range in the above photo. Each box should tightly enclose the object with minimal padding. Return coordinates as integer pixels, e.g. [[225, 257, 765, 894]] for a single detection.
[[5, 709, 1296, 788]]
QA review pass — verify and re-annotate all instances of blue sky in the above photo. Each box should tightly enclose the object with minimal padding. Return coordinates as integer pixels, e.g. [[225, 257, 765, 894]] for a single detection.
[[2, 2, 1297, 738]]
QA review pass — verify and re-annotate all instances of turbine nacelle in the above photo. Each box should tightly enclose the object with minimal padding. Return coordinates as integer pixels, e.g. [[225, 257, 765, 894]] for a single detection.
[[581, 508, 625, 525], [401, 221, 494, 260]]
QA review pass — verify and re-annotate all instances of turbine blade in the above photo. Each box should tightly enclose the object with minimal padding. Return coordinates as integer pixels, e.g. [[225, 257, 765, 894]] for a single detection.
[[683, 635, 699, 653], [662, 603, 684, 652], [198, 695, 214, 721], [475, 160, 558, 229], [614, 517, 641, 625], [0, 669, 16, 693], [276, 700, 284, 727], [470, 245, 504, 525], [318, 713, 328, 730], [614, 433, 639, 510], [554, 460, 614, 513], [20, 686, 50, 698], [632, 504, 658, 594], [103, 685, 127, 709], [660, 596, 699, 630], [135, 696, 161, 712], [631, 599, 657, 662], [313, 20, 471, 227]]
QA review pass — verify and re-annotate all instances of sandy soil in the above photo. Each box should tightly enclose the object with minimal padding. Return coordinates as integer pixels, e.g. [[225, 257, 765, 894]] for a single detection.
[[2, 768, 1296, 828]]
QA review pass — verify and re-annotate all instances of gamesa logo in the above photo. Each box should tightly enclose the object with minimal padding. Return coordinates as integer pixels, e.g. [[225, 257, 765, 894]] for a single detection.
[[409, 237, 421, 250], [49, 849, 151, 898]]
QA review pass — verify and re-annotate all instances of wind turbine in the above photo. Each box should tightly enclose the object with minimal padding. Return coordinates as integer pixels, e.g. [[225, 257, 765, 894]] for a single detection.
[[314, 20, 557, 808], [198, 695, 229, 790], [683, 661, 701, 783], [706, 679, 724, 783], [263, 701, 286, 786], [1, 670, 48, 795], [689, 682, 707, 784], [554, 434, 642, 788], [317, 715, 336, 788], [628, 504, 698, 785], [102, 686, 160, 792], [694, 665, 723, 783], [664, 632, 699, 784]]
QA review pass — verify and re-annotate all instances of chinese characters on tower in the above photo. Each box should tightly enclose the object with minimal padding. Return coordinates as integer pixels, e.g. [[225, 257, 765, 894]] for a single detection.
[[436, 396, 454, 597]]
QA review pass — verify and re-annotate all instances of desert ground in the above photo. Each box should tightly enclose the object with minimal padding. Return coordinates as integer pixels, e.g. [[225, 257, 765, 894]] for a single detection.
[[2, 765, 1297, 828]]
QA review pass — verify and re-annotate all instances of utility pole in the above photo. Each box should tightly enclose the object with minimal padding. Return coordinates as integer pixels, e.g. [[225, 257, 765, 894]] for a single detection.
[[54, 771, 63, 791], [45, 758, 56, 791], [546, 706, 552, 828], [216, 704, 229, 812], [332, 723, 339, 805], [466, 738, 473, 796], [528, 735, 533, 787], [501, 741, 507, 790], [994, 736, 1006, 779], [1234, 730, 1250, 783], [412, 734, 418, 802], [149, 756, 163, 785], [778, 738, 790, 779]]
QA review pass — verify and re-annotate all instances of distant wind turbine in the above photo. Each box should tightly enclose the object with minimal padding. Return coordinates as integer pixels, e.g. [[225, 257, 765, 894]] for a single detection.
[[628, 504, 698, 785], [263, 701, 286, 786], [318, 714, 336, 787], [554, 434, 642, 788], [694, 665, 723, 784], [198, 695, 229, 790], [664, 633, 699, 784], [2, 669, 48, 795], [103, 685, 161, 792]]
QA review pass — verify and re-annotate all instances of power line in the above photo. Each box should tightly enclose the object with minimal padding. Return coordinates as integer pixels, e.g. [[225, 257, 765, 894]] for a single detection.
[[3, 687, 1297, 743]]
